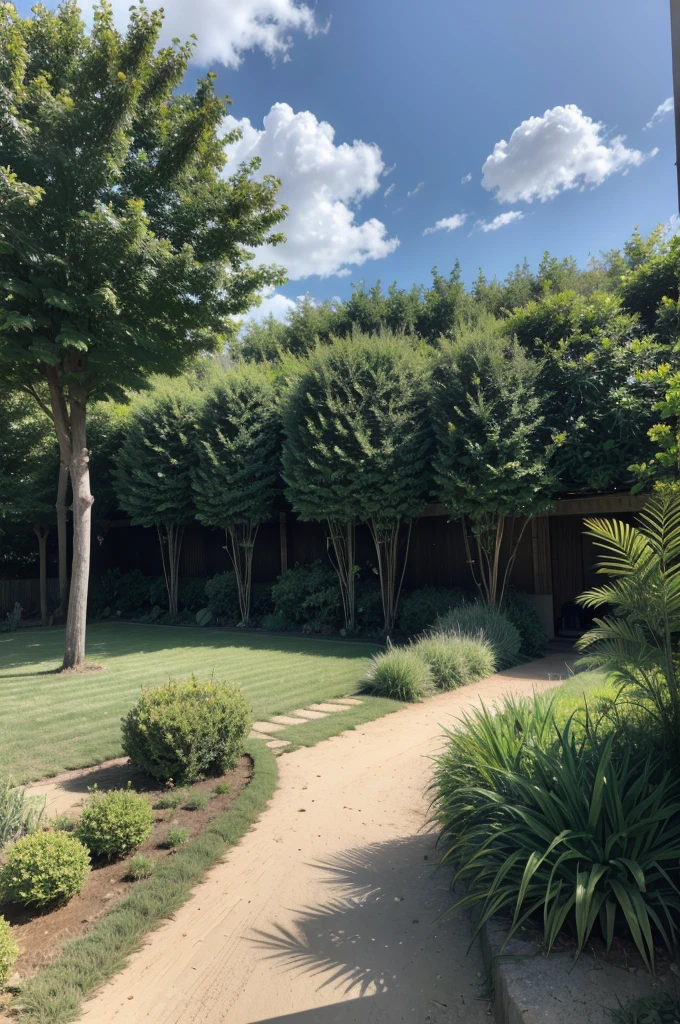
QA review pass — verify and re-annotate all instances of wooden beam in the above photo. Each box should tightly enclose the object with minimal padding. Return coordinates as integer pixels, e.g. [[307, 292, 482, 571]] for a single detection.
[[550, 494, 649, 517]]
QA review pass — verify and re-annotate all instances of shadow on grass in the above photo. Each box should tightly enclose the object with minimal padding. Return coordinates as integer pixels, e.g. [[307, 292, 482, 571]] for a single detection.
[[247, 834, 486, 1022]]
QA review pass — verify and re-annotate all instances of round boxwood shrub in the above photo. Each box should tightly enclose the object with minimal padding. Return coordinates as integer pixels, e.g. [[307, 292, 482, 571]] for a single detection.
[[0, 831, 90, 907], [435, 603, 521, 669], [367, 645, 432, 702], [0, 916, 19, 987], [121, 675, 250, 785], [76, 787, 154, 859]]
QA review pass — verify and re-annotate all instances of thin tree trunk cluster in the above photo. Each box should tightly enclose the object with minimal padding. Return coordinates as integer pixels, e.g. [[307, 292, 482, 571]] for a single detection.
[[157, 523, 185, 617], [32, 524, 49, 626], [461, 513, 531, 607], [367, 518, 413, 636], [326, 519, 356, 633], [225, 521, 259, 626]]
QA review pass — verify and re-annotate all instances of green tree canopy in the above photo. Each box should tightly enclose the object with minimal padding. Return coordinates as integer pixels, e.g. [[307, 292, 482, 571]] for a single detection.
[[193, 363, 281, 624], [0, 1, 285, 666], [115, 379, 199, 615], [282, 333, 433, 632], [432, 323, 554, 605]]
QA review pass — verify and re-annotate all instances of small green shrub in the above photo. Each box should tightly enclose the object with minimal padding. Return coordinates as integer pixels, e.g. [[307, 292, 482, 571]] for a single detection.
[[355, 579, 383, 633], [0, 778, 45, 846], [122, 675, 250, 785], [415, 632, 493, 690], [367, 645, 431, 702], [0, 602, 22, 633], [0, 831, 90, 907], [50, 813, 76, 833], [76, 787, 154, 859], [503, 591, 545, 659], [435, 603, 521, 668], [213, 782, 231, 795], [126, 854, 156, 881], [261, 612, 289, 631], [163, 826, 189, 848], [92, 569, 158, 616], [182, 792, 208, 811], [397, 586, 466, 637], [0, 916, 19, 987], [205, 573, 272, 624], [153, 790, 186, 810], [271, 561, 341, 630]]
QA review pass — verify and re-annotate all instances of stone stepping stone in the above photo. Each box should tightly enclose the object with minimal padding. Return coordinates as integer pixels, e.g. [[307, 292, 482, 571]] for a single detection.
[[251, 721, 284, 734], [249, 730, 275, 741], [308, 703, 347, 713], [330, 698, 363, 706], [291, 709, 327, 720], [266, 739, 290, 750], [270, 715, 308, 726]]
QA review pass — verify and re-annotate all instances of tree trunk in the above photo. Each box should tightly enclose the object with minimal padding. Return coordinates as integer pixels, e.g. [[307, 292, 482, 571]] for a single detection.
[[54, 461, 70, 619], [33, 524, 50, 626], [327, 519, 356, 632], [158, 523, 184, 616], [225, 521, 258, 626], [367, 518, 412, 636], [463, 513, 531, 608], [62, 399, 93, 669]]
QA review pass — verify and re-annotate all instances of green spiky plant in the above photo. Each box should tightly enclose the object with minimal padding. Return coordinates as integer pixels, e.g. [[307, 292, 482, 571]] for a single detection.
[[577, 492, 680, 751]]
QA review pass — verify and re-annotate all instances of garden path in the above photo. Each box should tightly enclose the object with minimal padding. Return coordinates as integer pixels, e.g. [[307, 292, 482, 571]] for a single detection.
[[78, 644, 577, 1024]]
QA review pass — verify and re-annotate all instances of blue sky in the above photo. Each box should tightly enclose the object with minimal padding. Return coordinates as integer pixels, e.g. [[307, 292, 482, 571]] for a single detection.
[[17, 0, 677, 317]]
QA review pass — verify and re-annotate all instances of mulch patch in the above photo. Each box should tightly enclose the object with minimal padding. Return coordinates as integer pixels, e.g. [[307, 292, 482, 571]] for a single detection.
[[1, 757, 252, 980]]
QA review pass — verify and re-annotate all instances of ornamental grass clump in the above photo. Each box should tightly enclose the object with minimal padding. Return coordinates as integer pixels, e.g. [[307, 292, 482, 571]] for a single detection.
[[0, 916, 18, 988], [0, 832, 90, 908], [415, 632, 494, 690], [76, 787, 154, 860], [367, 645, 432, 702], [435, 603, 521, 669], [0, 778, 44, 846], [121, 675, 250, 785], [432, 714, 680, 972]]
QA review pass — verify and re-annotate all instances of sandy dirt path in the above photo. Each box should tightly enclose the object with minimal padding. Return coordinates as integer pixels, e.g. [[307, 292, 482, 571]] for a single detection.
[[79, 646, 576, 1024]]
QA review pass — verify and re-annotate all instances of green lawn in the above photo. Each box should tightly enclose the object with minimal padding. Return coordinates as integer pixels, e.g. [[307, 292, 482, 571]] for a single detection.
[[550, 669, 616, 721], [0, 623, 381, 783]]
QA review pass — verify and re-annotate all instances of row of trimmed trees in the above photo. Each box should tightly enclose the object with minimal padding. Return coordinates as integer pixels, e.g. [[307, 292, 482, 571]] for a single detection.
[[111, 324, 554, 634]]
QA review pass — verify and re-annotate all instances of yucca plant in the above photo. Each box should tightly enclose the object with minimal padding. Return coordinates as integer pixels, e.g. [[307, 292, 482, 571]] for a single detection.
[[577, 492, 680, 750], [434, 721, 680, 972], [0, 778, 45, 847]]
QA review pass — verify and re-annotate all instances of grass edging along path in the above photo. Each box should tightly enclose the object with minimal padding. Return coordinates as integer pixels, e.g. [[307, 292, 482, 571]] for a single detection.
[[11, 742, 278, 1024]]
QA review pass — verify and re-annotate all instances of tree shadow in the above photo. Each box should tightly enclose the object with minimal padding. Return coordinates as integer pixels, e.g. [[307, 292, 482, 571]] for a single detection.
[[248, 834, 487, 1023]]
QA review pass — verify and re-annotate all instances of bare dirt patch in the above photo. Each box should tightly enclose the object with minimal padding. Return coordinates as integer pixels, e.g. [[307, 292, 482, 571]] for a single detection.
[[1, 758, 252, 981]]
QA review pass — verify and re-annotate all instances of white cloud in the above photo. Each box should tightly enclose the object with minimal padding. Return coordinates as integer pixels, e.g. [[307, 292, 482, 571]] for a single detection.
[[477, 211, 524, 232], [407, 181, 424, 197], [423, 213, 468, 236], [461, 172, 473, 184], [247, 287, 298, 323], [224, 103, 399, 279], [384, 182, 396, 198], [482, 104, 656, 204], [382, 163, 397, 177], [107, 0, 321, 68], [644, 96, 674, 130]]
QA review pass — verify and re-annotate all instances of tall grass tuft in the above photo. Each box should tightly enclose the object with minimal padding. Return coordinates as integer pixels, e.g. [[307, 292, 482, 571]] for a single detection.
[[367, 645, 432, 702], [415, 632, 495, 690], [0, 778, 45, 847], [434, 603, 521, 668]]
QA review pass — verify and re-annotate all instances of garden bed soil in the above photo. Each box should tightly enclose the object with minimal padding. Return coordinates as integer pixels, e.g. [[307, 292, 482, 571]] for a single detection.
[[1, 757, 252, 982]]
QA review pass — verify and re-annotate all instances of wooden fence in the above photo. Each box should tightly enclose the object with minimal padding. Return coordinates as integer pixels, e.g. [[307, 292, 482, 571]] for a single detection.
[[0, 578, 60, 616]]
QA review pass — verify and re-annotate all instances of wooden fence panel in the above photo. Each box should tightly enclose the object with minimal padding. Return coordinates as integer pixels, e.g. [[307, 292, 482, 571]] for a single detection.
[[0, 578, 60, 615]]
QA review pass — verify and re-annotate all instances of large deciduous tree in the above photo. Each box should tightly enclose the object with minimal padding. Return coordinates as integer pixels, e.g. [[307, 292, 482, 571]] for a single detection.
[[0, 2, 285, 668], [432, 323, 554, 607], [115, 380, 198, 617], [282, 334, 432, 634], [192, 364, 281, 626]]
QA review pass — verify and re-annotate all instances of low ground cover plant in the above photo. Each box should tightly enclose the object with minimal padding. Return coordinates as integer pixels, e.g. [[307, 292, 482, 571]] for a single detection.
[[122, 676, 250, 785], [76, 787, 154, 860], [435, 602, 521, 668], [0, 915, 18, 987], [126, 854, 156, 881], [164, 825, 189, 848], [0, 831, 90, 907]]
